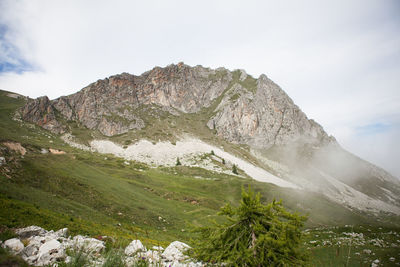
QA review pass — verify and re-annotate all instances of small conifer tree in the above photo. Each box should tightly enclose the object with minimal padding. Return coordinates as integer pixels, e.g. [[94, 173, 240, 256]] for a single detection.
[[232, 164, 238, 174], [190, 187, 308, 266]]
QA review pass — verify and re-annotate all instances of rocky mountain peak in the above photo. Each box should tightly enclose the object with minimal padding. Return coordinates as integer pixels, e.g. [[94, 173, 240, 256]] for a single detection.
[[20, 63, 334, 148]]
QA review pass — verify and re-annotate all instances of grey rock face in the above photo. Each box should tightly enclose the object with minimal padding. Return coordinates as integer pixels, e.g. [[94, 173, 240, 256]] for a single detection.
[[208, 74, 334, 148], [16, 225, 47, 239], [20, 63, 333, 148], [28, 63, 231, 137], [21, 96, 66, 134]]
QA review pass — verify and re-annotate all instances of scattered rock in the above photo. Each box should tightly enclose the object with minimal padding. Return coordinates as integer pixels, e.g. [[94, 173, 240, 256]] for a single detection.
[[49, 148, 66, 154], [55, 228, 68, 238], [36, 239, 65, 266], [125, 240, 146, 256], [371, 259, 380, 267], [2, 141, 26, 155], [16, 225, 47, 239], [40, 148, 48, 154], [363, 249, 372, 255], [70, 235, 105, 254], [3, 238, 24, 253], [162, 241, 190, 262], [0, 156, 5, 166], [21, 242, 39, 258], [4, 225, 206, 267]]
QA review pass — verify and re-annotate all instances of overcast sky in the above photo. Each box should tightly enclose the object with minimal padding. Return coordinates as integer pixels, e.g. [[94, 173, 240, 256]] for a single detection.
[[0, 0, 399, 177]]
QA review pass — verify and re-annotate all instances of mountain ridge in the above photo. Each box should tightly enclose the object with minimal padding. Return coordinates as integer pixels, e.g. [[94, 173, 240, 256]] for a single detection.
[[20, 63, 334, 149]]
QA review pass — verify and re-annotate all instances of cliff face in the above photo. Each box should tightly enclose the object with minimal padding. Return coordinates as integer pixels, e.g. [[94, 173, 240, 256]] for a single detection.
[[20, 63, 334, 148], [21, 96, 66, 134], [207, 73, 333, 148]]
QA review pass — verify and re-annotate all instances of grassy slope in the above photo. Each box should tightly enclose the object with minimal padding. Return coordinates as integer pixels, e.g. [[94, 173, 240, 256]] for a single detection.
[[1, 90, 399, 266]]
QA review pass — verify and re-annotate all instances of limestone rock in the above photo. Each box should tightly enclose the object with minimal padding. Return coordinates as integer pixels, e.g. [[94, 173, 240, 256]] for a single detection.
[[208, 74, 334, 148], [161, 241, 190, 262], [69, 235, 105, 254], [21, 242, 39, 258], [3, 238, 24, 253], [55, 228, 68, 238], [36, 239, 65, 266], [20, 64, 231, 137], [15, 225, 47, 239], [125, 239, 146, 256]]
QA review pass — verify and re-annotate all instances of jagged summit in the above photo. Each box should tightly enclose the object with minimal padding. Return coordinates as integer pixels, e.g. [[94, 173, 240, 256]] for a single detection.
[[20, 63, 334, 148]]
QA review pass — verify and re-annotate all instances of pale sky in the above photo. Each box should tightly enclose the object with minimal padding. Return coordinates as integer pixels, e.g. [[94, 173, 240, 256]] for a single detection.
[[1, 0, 399, 177]]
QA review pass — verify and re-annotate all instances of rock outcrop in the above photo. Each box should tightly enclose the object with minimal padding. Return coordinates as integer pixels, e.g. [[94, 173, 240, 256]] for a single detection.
[[20, 63, 334, 148], [207, 74, 334, 148], [21, 96, 66, 134], [125, 240, 146, 256], [2, 225, 201, 267]]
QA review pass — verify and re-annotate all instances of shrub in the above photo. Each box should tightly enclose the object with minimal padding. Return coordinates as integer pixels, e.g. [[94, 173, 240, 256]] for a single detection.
[[190, 187, 308, 266], [232, 164, 238, 174]]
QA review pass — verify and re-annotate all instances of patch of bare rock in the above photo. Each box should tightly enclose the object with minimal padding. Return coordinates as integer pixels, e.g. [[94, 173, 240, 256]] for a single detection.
[[49, 148, 66, 155], [2, 142, 26, 155], [2, 225, 202, 266]]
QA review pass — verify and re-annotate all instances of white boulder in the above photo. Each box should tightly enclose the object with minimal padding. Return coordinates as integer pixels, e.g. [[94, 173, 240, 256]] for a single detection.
[[70, 235, 105, 254], [16, 225, 47, 239], [125, 240, 146, 256], [36, 239, 65, 266], [162, 241, 190, 262], [3, 238, 24, 253], [55, 228, 69, 238], [21, 242, 39, 258]]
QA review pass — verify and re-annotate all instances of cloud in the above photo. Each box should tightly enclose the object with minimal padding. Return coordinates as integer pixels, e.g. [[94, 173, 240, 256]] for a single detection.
[[0, 0, 399, 177], [0, 24, 32, 73]]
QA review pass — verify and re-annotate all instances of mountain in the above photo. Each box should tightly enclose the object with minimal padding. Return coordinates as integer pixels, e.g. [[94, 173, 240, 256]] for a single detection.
[[2, 63, 400, 266], [17, 62, 400, 217], [21, 63, 331, 145]]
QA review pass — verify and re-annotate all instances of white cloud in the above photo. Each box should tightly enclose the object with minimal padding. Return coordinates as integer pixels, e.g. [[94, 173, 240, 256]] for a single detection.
[[0, 0, 399, 177]]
